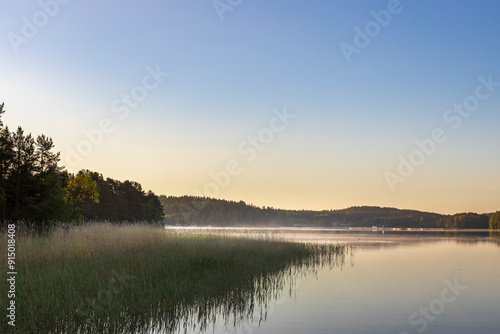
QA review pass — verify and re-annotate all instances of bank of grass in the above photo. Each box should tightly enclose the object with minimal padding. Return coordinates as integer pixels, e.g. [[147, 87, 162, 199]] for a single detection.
[[0, 223, 346, 333]]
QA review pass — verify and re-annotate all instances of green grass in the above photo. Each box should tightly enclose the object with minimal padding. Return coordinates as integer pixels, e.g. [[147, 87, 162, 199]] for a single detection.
[[0, 223, 347, 333]]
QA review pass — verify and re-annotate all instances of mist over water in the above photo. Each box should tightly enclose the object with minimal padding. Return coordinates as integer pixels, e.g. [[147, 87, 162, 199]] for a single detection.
[[168, 229, 500, 334]]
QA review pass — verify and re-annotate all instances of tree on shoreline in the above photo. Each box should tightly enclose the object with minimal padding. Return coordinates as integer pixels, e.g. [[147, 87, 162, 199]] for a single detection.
[[437, 212, 490, 229], [0, 125, 13, 221], [490, 212, 500, 229], [0, 102, 164, 225], [75, 171, 163, 222], [65, 171, 100, 218]]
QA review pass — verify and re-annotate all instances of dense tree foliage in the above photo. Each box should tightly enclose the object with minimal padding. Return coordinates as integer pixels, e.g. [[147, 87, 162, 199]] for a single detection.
[[65, 172, 100, 212], [159, 196, 445, 228], [160, 196, 278, 226], [77, 171, 163, 222], [0, 103, 163, 226], [490, 212, 500, 229], [0, 124, 74, 224], [437, 213, 490, 229]]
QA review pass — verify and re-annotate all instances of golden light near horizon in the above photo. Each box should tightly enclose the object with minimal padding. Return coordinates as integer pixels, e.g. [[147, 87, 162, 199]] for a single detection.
[[0, 1, 499, 216]]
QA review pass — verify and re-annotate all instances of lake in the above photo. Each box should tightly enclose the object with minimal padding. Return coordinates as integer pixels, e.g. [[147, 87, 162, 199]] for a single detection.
[[170, 228, 500, 334]]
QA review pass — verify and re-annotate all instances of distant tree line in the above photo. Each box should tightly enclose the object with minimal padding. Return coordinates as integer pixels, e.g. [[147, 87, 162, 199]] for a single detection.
[[160, 196, 284, 226], [436, 213, 490, 229], [159, 196, 500, 229], [159, 196, 447, 228], [0, 103, 163, 227], [490, 212, 500, 229]]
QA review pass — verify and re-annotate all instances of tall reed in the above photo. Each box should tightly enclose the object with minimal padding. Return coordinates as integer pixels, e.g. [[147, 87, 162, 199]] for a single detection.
[[0, 223, 347, 333]]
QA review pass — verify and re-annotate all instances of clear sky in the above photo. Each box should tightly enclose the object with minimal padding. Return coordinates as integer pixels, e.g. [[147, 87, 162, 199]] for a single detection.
[[1, 0, 499, 214]]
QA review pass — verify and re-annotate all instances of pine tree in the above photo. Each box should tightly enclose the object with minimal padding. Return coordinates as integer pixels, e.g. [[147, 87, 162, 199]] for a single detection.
[[10, 127, 37, 220], [0, 127, 13, 221], [35, 135, 61, 173]]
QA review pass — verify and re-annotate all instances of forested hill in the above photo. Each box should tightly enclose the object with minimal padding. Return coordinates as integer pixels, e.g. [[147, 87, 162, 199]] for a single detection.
[[159, 196, 448, 228]]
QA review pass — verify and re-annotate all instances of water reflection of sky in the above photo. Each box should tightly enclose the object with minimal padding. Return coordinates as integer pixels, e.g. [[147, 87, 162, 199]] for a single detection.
[[166, 226, 500, 249], [170, 229, 500, 334]]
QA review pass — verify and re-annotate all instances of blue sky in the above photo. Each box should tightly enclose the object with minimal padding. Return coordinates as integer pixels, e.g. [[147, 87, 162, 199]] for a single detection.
[[1, 0, 499, 214]]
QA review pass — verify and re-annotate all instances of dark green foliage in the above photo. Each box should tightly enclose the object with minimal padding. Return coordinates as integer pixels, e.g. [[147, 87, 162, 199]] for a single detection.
[[0, 103, 163, 225], [141, 191, 164, 222], [160, 196, 269, 226], [29, 169, 74, 222], [0, 124, 69, 225], [437, 212, 490, 229], [10, 127, 37, 219], [35, 134, 61, 172], [80, 171, 164, 222], [490, 211, 500, 229], [160, 196, 445, 228]]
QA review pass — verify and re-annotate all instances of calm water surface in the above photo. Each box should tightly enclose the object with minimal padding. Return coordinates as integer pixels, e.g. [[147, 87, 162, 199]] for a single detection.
[[176, 229, 500, 334]]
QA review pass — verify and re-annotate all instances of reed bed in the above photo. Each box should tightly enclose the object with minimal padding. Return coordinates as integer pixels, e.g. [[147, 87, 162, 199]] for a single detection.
[[0, 223, 347, 333]]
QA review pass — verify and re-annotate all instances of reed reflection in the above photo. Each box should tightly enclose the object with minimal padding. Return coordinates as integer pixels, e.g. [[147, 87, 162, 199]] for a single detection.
[[50, 241, 350, 334]]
